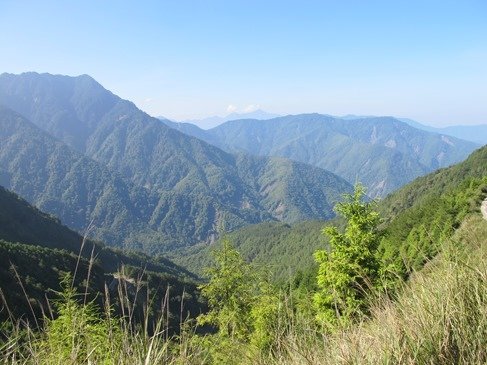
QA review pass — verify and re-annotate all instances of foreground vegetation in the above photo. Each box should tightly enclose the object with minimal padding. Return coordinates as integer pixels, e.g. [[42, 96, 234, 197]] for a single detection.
[[1, 177, 486, 364], [0, 185, 203, 328], [267, 214, 487, 364]]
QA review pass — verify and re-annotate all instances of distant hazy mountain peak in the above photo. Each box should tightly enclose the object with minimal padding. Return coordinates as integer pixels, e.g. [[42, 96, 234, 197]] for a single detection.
[[180, 109, 281, 129], [338, 114, 376, 120], [226, 109, 280, 120], [397, 117, 487, 145]]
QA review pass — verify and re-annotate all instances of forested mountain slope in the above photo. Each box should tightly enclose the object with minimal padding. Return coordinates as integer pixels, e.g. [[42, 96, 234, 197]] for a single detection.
[[168, 220, 327, 282], [0, 73, 352, 251], [380, 144, 487, 220], [0, 106, 169, 252], [164, 114, 478, 197], [0, 185, 202, 324], [173, 145, 487, 280]]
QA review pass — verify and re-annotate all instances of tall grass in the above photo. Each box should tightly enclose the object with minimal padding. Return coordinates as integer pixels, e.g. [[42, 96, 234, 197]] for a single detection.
[[0, 239, 197, 364], [263, 214, 487, 365], [1, 214, 486, 364], [0, 276, 184, 364]]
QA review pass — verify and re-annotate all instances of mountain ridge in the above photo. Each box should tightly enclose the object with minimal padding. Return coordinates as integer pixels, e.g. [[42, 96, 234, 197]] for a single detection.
[[399, 117, 487, 145], [0, 73, 353, 252], [163, 113, 478, 197]]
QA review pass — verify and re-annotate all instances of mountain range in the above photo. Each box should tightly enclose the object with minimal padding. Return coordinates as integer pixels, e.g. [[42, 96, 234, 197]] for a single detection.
[[179, 110, 487, 145], [2, 72, 487, 360], [162, 114, 479, 197], [0, 71, 481, 255], [0, 72, 352, 252]]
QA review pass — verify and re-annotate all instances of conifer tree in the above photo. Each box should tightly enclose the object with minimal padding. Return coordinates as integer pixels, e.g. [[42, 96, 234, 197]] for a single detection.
[[313, 183, 381, 327], [197, 238, 254, 339]]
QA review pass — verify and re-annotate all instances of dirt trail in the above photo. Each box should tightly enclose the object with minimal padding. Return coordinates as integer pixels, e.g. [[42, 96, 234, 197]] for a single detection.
[[482, 198, 487, 221]]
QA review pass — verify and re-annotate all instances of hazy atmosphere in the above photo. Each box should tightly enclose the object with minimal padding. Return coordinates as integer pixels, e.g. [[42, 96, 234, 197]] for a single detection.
[[2, 1, 487, 364], [1, 0, 486, 125]]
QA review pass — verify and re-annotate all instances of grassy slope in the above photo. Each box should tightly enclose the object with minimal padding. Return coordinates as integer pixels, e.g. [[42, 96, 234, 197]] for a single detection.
[[266, 213, 487, 365]]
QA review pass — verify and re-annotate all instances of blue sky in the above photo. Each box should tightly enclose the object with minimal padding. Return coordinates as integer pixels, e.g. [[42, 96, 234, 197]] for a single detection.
[[1, 0, 486, 126]]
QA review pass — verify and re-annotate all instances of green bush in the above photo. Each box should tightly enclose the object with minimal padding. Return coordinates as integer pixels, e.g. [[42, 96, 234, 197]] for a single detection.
[[313, 184, 383, 328], [36, 276, 122, 364]]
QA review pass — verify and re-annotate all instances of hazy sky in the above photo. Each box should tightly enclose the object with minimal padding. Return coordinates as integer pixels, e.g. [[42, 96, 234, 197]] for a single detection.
[[1, 1, 486, 126]]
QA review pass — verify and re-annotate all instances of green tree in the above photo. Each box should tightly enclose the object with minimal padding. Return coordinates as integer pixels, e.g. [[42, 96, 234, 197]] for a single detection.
[[197, 238, 254, 340], [38, 275, 122, 364], [249, 279, 280, 352], [313, 183, 382, 328], [197, 238, 286, 362]]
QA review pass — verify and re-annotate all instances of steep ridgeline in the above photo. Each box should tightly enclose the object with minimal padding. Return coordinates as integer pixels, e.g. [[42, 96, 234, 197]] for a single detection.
[[0, 106, 168, 252], [0, 184, 202, 324], [163, 114, 478, 197], [172, 145, 487, 280], [379, 144, 487, 221], [0, 73, 352, 251]]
